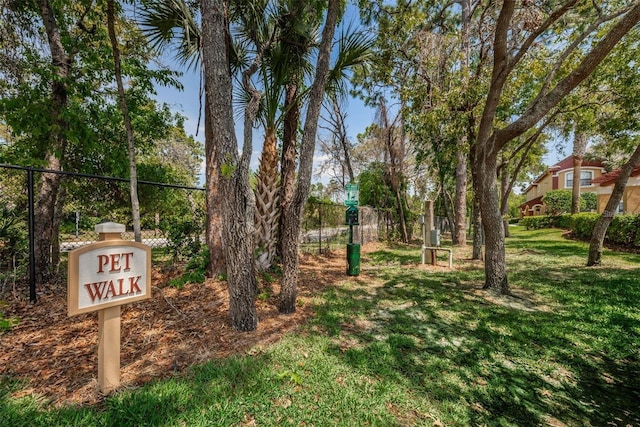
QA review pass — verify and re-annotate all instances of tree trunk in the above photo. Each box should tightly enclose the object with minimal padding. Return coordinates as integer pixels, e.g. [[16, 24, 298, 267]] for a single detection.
[[453, 0, 470, 247], [469, 140, 483, 260], [279, 0, 340, 314], [254, 127, 280, 271], [34, 0, 70, 284], [51, 182, 66, 273], [500, 163, 510, 238], [107, 0, 141, 242], [201, 0, 258, 331], [204, 95, 225, 277], [587, 141, 640, 265], [477, 153, 508, 293], [471, 188, 483, 260], [278, 83, 300, 259], [474, 1, 640, 294], [571, 131, 587, 214], [453, 147, 468, 245]]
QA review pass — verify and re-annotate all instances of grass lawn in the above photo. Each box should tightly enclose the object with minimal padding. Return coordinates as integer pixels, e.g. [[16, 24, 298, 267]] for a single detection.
[[1, 226, 639, 426]]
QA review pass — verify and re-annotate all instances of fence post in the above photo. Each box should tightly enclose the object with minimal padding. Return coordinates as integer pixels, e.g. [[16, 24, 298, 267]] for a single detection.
[[27, 167, 36, 303]]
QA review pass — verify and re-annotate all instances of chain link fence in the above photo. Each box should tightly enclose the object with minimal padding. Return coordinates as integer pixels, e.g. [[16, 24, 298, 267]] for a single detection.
[[300, 201, 386, 254], [0, 164, 205, 297], [1, 164, 393, 300]]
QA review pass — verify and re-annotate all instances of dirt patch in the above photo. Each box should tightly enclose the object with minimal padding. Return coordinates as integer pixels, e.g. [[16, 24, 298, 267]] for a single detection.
[[0, 247, 358, 407]]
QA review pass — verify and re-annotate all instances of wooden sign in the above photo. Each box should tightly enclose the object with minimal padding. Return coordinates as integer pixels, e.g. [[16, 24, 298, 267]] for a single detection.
[[67, 222, 151, 393], [68, 240, 151, 316]]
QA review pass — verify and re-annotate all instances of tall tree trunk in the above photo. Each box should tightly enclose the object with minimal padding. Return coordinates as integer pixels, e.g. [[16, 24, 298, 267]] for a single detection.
[[453, 0, 470, 247], [51, 182, 66, 273], [254, 127, 280, 271], [204, 94, 225, 277], [335, 102, 355, 182], [477, 152, 508, 293], [453, 147, 468, 245], [380, 100, 408, 243], [201, 0, 258, 331], [474, 1, 640, 293], [587, 141, 640, 265], [107, 0, 141, 242], [471, 188, 483, 260], [469, 138, 483, 260], [278, 83, 300, 259], [571, 131, 588, 214], [279, 0, 340, 314], [499, 162, 510, 238], [34, 0, 70, 284]]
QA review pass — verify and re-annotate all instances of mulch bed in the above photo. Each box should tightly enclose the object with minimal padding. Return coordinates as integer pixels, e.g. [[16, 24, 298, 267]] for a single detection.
[[0, 249, 353, 407]]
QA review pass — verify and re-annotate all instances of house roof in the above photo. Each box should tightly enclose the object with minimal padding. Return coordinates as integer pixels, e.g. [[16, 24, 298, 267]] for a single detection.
[[592, 164, 640, 186], [524, 156, 605, 194], [518, 195, 543, 210]]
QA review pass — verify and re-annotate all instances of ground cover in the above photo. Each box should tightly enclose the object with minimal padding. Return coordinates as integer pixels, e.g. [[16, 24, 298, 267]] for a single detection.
[[1, 227, 639, 426]]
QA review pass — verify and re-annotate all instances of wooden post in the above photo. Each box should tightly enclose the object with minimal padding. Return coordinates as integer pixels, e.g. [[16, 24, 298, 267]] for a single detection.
[[422, 200, 435, 264], [96, 222, 125, 393], [98, 305, 120, 393]]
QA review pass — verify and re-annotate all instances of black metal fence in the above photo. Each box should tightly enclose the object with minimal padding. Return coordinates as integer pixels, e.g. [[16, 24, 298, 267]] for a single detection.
[[0, 164, 206, 302], [1, 163, 391, 302]]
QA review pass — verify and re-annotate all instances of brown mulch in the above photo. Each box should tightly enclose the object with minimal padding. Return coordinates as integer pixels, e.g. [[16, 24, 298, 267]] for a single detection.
[[0, 248, 358, 408]]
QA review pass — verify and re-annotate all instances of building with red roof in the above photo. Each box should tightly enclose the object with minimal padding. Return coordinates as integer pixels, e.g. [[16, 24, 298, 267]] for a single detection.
[[592, 164, 640, 214], [518, 156, 606, 217]]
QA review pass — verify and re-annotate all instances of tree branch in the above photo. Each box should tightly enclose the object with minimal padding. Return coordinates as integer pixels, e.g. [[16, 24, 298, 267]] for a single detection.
[[494, 1, 640, 152]]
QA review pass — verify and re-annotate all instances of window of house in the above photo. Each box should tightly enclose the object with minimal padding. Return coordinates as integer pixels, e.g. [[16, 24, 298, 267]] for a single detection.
[[617, 200, 624, 214], [566, 170, 593, 187]]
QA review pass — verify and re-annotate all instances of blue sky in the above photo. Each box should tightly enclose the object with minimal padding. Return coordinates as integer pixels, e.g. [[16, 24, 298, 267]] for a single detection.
[[151, 2, 377, 186], [150, 2, 564, 188]]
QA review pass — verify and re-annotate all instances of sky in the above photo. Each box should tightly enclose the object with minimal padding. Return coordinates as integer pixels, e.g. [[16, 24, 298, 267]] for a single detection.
[[149, 2, 566, 190], [151, 2, 377, 187], [153, 73, 376, 187]]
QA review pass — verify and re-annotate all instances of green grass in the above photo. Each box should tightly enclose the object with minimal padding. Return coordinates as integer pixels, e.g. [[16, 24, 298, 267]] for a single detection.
[[1, 226, 639, 426]]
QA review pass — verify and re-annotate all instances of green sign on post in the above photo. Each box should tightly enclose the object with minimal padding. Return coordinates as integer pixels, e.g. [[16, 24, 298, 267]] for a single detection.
[[344, 184, 360, 277], [345, 183, 359, 206]]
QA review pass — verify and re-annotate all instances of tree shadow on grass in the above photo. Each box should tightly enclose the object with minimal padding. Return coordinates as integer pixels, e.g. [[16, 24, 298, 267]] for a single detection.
[[312, 259, 640, 426]]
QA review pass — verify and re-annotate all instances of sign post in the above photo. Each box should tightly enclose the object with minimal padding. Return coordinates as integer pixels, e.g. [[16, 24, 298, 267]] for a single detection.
[[68, 222, 151, 394], [344, 183, 360, 276]]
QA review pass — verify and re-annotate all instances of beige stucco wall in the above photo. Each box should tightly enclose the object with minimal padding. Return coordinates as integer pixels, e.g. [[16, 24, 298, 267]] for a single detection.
[[625, 182, 640, 213], [596, 177, 640, 214], [558, 167, 602, 193], [597, 193, 610, 213], [537, 173, 553, 196]]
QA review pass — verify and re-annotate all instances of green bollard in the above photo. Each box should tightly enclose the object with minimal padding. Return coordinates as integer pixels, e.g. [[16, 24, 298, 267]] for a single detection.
[[346, 243, 360, 276]]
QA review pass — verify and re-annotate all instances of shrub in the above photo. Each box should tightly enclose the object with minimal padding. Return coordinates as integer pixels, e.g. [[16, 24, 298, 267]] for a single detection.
[[519, 212, 640, 249], [0, 205, 28, 283], [581, 192, 597, 212], [571, 213, 599, 239], [519, 216, 551, 229], [542, 190, 572, 216], [552, 214, 573, 229], [168, 246, 209, 289], [607, 214, 640, 247]]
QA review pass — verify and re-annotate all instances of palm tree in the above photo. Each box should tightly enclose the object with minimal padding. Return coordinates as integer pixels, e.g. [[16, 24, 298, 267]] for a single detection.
[[140, 0, 372, 291]]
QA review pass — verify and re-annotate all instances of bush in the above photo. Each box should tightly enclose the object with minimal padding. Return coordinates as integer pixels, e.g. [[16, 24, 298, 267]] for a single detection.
[[542, 190, 572, 216], [519, 216, 551, 229], [607, 213, 640, 247], [0, 205, 28, 283], [553, 214, 573, 229], [519, 212, 640, 249], [571, 213, 599, 239], [168, 246, 209, 289]]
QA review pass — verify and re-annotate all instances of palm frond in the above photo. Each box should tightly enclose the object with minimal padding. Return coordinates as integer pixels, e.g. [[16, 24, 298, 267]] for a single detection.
[[326, 22, 374, 102], [138, 0, 200, 71]]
